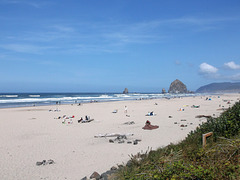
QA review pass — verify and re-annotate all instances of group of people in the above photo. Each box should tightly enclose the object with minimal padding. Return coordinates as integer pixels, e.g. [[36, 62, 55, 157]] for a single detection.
[[78, 115, 94, 123]]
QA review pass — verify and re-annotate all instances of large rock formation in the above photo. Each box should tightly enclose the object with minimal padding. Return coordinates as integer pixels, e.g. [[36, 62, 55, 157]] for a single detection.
[[123, 88, 129, 94], [168, 79, 187, 94]]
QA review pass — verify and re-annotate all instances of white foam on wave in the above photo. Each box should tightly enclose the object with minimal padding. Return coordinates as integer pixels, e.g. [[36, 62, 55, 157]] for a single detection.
[[29, 95, 41, 97], [0, 95, 18, 98], [0, 95, 114, 104]]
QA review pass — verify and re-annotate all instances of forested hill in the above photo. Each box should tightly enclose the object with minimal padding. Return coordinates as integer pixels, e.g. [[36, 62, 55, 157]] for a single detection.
[[196, 82, 240, 93]]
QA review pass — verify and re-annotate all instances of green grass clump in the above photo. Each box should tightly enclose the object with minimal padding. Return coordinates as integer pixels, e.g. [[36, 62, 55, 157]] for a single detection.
[[116, 101, 240, 180]]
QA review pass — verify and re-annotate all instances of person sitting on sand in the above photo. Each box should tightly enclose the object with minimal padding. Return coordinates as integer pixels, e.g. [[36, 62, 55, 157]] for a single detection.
[[146, 120, 151, 125], [142, 120, 159, 130], [85, 115, 89, 120], [150, 111, 154, 116], [78, 117, 83, 123]]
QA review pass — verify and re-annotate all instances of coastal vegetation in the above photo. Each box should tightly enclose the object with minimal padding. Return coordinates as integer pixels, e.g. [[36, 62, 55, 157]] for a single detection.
[[116, 101, 240, 179]]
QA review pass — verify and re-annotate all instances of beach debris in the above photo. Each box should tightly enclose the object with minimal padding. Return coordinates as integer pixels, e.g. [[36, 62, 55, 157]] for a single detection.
[[94, 133, 134, 138], [174, 122, 177, 124], [155, 102, 158, 105], [142, 120, 159, 130], [126, 114, 130, 117], [90, 171, 101, 179], [217, 108, 228, 111], [36, 159, 55, 166], [181, 119, 187, 121], [191, 105, 200, 108], [123, 121, 135, 125], [195, 115, 212, 118], [169, 116, 173, 118]]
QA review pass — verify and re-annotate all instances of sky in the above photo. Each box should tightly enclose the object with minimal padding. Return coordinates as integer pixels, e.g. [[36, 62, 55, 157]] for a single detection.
[[0, 0, 240, 92]]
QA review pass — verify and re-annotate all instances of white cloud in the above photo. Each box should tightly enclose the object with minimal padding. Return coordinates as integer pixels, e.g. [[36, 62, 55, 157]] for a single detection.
[[224, 61, 240, 70], [199, 63, 218, 74]]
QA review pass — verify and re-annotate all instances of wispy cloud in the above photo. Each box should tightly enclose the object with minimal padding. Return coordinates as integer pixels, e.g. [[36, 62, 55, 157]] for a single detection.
[[0, 43, 53, 54], [224, 61, 240, 70], [0, 0, 48, 8], [0, 15, 238, 54]]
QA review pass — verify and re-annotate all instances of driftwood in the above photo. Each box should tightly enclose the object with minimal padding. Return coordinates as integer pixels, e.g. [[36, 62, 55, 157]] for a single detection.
[[195, 115, 212, 118], [94, 133, 134, 138]]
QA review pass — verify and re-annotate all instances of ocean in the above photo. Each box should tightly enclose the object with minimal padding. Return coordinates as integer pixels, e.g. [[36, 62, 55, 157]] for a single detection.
[[0, 92, 195, 108]]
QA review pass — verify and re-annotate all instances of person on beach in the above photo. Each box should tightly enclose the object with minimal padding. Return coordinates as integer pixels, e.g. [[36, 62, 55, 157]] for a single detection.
[[124, 106, 128, 113], [78, 117, 83, 123]]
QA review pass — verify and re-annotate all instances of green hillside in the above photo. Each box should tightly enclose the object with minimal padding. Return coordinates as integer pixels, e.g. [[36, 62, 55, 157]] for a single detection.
[[116, 101, 240, 179]]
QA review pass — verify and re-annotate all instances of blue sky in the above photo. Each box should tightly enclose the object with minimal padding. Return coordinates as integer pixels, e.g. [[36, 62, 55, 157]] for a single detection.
[[0, 0, 240, 92]]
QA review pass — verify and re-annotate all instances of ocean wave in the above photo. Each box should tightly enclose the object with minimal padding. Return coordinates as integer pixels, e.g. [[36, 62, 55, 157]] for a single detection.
[[0, 95, 18, 98], [29, 95, 41, 97]]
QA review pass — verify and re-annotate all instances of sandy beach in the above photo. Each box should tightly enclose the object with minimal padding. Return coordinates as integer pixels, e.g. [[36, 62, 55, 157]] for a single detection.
[[0, 94, 239, 180]]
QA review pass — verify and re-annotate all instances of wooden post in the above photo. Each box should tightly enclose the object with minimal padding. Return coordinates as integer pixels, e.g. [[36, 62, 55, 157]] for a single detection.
[[202, 132, 213, 147]]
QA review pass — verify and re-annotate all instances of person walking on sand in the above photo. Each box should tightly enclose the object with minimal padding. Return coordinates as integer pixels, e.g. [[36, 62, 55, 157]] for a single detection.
[[124, 106, 128, 113]]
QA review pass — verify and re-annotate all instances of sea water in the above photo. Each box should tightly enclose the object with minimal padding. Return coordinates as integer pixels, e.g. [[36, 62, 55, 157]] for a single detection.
[[0, 92, 195, 108]]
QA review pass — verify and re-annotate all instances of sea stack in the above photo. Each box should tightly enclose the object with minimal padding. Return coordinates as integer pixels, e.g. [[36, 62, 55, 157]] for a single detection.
[[123, 88, 129, 94], [168, 79, 187, 94], [162, 88, 166, 94]]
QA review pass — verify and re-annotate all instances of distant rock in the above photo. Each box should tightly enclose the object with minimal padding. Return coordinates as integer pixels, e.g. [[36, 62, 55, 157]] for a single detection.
[[196, 82, 240, 93], [162, 88, 166, 94], [123, 88, 128, 94], [168, 79, 187, 94]]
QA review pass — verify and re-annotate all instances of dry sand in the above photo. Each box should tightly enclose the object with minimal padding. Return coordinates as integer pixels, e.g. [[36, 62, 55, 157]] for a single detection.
[[0, 94, 239, 180]]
